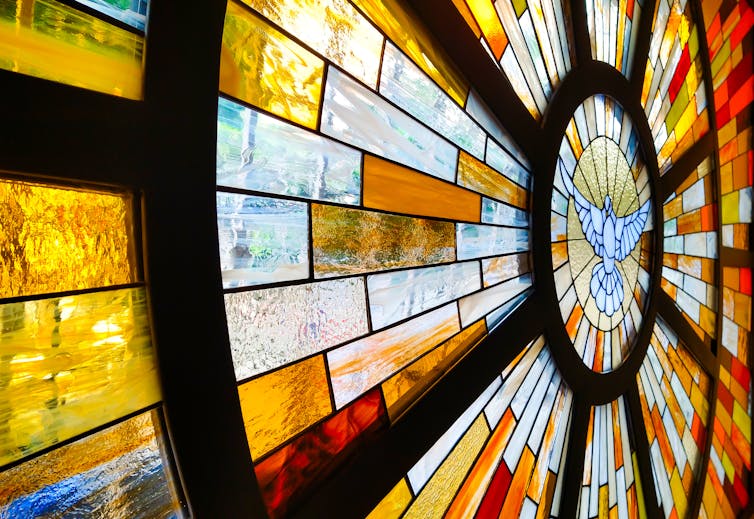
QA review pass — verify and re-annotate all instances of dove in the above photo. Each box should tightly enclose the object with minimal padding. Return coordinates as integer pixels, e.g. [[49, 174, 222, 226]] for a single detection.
[[559, 161, 650, 317]]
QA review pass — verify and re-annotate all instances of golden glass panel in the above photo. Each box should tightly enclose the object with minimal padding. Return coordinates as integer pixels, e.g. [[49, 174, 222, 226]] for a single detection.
[[0, 288, 161, 466], [366, 479, 413, 519], [349, 0, 469, 106], [382, 320, 487, 421], [0, 0, 144, 99], [240, 0, 383, 87], [238, 355, 332, 460], [457, 151, 528, 209], [0, 179, 132, 299], [220, 0, 324, 129], [363, 155, 480, 222]]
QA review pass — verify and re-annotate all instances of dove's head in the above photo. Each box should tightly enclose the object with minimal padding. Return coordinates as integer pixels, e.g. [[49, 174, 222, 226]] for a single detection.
[[604, 195, 613, 213]]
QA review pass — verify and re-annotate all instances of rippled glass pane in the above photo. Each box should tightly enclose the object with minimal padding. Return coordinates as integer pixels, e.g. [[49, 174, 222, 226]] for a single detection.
[[224, 278, 368, 381], [363, 155, 480, 222], [217, 98, 361, 205], [327, 304, 460, 409], [312, 205, 455, 278], [457, 224, 530, 260], [240, 0, 383, 87], [368, 262, 481, 330], [220, 0, 323, 128], [380, 43, 485, 158], [322, 68, 458, 181], [0, 410, 183, 518], [0, 0, 144, 98], [0, 179, 133, 298], [0, 288, 160, 466], [72, 0, 148, 30], [216, 193, 308, 288], [238, 355, 332, 459]]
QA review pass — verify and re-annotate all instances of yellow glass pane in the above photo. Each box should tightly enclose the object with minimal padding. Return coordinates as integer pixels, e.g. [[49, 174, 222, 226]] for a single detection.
[[350, 0, 469, 106], [0, 287, 161, 466], [220, 0, 324, 129], [382, 320, 487, 421], [238, 355, 332, 459], [465, 0, 508, 59], [240, 0, 383, 87], [363, 155, 481, 222], [403, 414, 489, 518], [457, 151, 528, 209], [0, 179, 133, 298], [0, 0, 143, 99], [366, 479, 413, 519]]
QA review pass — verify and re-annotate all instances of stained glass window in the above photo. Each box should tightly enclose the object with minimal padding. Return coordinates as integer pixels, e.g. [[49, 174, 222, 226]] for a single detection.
[[587, 0, 643, 76]]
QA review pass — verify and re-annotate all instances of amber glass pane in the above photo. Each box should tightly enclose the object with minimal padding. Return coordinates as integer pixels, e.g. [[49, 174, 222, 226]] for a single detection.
[[0, 410, 183, 517], [363, 155, 480, 222], [312, 205, 456, 278], [220, 0, 324, 129], [0, 288, 160, 466], [240, 0, 383, 87], [238, 355, 332, 459], [367, 479, 412, 519], [0, 0, 144, 99], [382, 320, 487, 421], [457, 151, 528, 209], [350, 0, 469, 105], [0, 179, 132, 298]]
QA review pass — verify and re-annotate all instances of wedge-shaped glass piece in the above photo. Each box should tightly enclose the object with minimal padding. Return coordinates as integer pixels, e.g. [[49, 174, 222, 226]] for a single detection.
[[0, 178, 132, 298], [363, 155, 480, 222], [225, 278, 368, 381], [217, 98, 361, 205], [586, 0, 641, 77], [457, 224, 530, 260], [240, 0, 383, 87], [220, 0, 324, 128], [322, 67, 458, 181], [0, 410, 183, 518], [238, 355, 332, 460], [0, 0, 144, 98], [216, 193, 308, 289], [380, 43, 485, 158], [0, 288, 160, 466], [327, 304, 460, 408], [312, 205, 456, 278], [368, 262, 481, 330]]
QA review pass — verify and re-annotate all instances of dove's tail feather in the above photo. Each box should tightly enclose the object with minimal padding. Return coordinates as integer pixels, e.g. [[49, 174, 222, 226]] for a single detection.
[[590, 262, 624, 317]]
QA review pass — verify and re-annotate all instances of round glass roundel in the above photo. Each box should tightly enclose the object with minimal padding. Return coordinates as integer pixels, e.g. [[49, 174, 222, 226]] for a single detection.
[[551, 95, 654, 373]]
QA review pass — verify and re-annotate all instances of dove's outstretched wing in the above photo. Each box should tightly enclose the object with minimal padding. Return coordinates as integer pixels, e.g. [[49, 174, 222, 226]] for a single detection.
[[615, 199, 650, 261], [558, 160, 605, 257]]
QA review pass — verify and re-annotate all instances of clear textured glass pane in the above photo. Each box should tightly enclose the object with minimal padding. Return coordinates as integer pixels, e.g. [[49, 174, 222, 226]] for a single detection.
[[72, 0, 147, 30], [457, 224, 530, 260]]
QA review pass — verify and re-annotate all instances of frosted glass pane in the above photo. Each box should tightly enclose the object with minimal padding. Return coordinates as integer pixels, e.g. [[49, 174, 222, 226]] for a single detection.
[[457, 224, 530, 260], [482, 199, 529, 227], [458, 274, 533, 327], [486, 139, 532, 189], [225, 278, 368, 381], [322, 67, 458, 181], [216, 193, 308, 288], [217, 98, 361, 205]]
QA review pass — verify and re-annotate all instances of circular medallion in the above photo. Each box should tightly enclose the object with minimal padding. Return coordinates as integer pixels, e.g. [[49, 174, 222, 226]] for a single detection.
[[551, 94, 655, 373]]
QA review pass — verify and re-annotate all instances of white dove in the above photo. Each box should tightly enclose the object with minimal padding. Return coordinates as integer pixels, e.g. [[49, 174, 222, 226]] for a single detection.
[[559, 161, 650, 316]]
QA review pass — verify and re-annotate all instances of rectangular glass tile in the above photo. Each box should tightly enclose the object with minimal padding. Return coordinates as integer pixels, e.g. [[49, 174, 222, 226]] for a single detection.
[[482, 198, 529, 227], [457, 224, 530, 260], [482, 253, 531, 287], [363, 155, 480, 222], [459, 274, 533, 327], [458, 151, 528, 208], [321, 67, 458, 181], [368, 262, 481, 330], [382, 321, 487, 422], [0, 0, 144, 99], [72, 0, 147, 31], [220, 0, 324, 128], [225, 278, 368, 381], [0, 179, 133, 299], [240, 0, 383, 87], [254, 389, 386, 518], [217, 98, 361, 205], [485, 139, 532, 189], [238, 355, 332, 460], [466, 90, 530, 168], [312, 205, 456, 278], [216, 192, 308, 289], [380, 43, 486, 158], [327, 304, 460, 409], [0, 410, 183, 518], [0, 288, 160, 466], [350, 0, 469, 106]]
